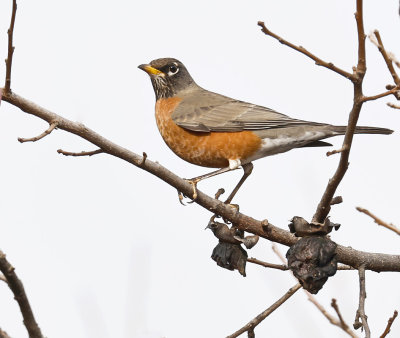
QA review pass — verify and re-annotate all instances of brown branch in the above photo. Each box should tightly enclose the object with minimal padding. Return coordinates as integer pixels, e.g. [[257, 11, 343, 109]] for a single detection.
[[353, 266, 370, 337], [312, 0, 368, 224], [0, 250, 43, 338], [18, 121, 58, 143], [387, 102, 400, 109], [4, 0, 17, 93], [57, 148, 104, 157], [226, 283, 301, 338], [331, 299, 352, 333], [247, 257, 288, 271], [356, 207, 400, 235], [326, 146, 349, 157], [372, 31, 400, 86], [306, 294, 359, 338], [361, 86, 400, 102], [0, 274, 6, 282], [2, 92, 400, 272], [257, 21, 354, 80], [330, 196, 343, 206], [380, 310, 398, 338], [0, 328, 10, 338]]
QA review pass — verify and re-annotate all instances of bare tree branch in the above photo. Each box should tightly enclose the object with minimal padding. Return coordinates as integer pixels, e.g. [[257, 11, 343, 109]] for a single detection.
[[4, 0, 17, 93], [0, 328, 11, 338], [370, 31, 400, 88], [306, 295, 359, 338], [312, 0, 372, 224], [257, 21, 354, 80], [0, 251, 43, 338], [356, 207, 400, 235], [18, 121, 58, 143], [353, 266, 371, 337], [226, 283, 302, 338], [57, 148, 104, 157], [247, 257, 288, 271], [380, 310, 398, 338], [387, 102, 400, 109], [2, 92, 400, 274], [361, 86, 400, 102]]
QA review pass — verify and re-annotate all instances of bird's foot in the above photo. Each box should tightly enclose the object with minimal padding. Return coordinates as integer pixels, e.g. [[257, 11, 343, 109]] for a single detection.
[[178, 177, 201, 205]]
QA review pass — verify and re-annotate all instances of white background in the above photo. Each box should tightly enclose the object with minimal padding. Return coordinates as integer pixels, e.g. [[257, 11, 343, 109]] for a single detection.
[[0, 1, 400, 337]]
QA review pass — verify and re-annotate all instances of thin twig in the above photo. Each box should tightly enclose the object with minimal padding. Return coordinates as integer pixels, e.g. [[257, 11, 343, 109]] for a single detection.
[[372, 31, 400, 86], [380, 310, 398, 338], [18, 121, 58, 143], [257, 21, 353, 80], [306, 295, 359, 338], [0, 250, 43, 338], [353, 266, 370, 337], [57, 148, 104, 157], [4, 0, 17, 93], [387, 102, 400, 109], [0, 328, 10, 338], [356, 207, 400, 235], [226, 283, 301, 338], [331, 299, 350, 331], [247, 257, 288, 271], [330, 196, 343, 206], [327, 146, 349, 157], [361, 86, 400, 102]]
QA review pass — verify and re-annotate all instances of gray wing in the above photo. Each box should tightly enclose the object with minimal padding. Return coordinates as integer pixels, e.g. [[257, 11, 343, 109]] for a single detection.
[[172, 89, 324, 133]]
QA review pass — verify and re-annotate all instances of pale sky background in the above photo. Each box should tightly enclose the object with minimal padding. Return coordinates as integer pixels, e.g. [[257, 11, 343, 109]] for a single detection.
[[0, 1, 400, 337]]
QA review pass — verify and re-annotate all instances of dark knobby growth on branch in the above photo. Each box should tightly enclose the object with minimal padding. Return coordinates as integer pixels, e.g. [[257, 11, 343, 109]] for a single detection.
[[286, 237, 338, 294]]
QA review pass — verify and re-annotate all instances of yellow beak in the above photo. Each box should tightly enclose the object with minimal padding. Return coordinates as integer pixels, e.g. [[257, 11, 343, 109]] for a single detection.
[[138, 64, 163, 75]]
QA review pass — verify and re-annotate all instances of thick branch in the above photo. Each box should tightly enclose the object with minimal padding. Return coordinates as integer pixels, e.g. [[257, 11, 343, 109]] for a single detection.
[[2, 92, 400, 272], [4, 0, 17, 93], [257, 21, 354, 80], [227, 283, 301, 338], [0, 251, 43, 338]]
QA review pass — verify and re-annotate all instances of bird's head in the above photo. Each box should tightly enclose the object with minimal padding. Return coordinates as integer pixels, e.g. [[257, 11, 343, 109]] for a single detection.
[[138, 58, 195, 100]]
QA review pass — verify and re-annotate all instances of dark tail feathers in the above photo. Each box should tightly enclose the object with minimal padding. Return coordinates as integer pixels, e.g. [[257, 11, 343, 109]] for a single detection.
[[334, 125, 393, 135]]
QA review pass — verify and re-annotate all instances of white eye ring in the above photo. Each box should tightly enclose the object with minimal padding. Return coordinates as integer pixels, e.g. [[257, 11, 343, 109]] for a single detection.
[[168, 64, 179, 76]]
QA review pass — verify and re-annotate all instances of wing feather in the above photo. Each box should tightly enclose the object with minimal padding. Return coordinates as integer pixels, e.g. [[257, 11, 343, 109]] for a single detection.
[[172, 89, 324, 132]]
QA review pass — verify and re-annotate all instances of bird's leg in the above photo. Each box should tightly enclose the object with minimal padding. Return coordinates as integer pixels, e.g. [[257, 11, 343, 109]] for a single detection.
[[224, 162, 254, 204], [183, 159, 242, 201]]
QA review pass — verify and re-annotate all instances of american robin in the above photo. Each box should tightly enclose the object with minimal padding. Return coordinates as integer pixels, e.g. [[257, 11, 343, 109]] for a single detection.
[[139, 58, 392, 201]]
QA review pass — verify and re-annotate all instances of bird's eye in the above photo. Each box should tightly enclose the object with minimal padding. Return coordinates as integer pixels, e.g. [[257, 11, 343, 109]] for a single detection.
[[168, 65, 179, 75]]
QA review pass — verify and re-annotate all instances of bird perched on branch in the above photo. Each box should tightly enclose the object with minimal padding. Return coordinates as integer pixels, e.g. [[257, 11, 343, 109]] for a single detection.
[[139, 58, 392, 201]]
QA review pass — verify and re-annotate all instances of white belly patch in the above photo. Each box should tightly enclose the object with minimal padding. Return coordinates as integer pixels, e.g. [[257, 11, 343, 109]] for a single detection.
[[245, 131, 326, 162]]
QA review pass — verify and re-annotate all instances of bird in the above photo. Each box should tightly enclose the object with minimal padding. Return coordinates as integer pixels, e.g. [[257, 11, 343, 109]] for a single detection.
[[138, 58, 393, 201]]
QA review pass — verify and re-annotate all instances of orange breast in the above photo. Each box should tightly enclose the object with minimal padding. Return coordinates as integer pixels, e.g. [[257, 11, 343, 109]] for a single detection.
[[155, 98, 262, 168]]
